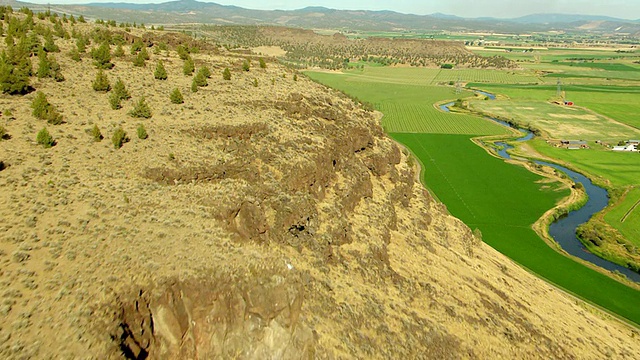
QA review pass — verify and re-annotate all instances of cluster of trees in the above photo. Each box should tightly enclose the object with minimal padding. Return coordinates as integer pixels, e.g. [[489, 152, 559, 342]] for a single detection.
[[198, 25, 518, 70]]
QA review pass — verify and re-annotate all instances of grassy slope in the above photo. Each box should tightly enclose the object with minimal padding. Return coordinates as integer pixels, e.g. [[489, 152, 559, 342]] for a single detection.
[[307, 68, 640, 325], [392, 133, 640, 325]]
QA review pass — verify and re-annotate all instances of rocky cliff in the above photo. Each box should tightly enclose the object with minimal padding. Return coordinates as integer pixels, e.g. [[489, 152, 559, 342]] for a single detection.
[[0, 15, 638, 359]]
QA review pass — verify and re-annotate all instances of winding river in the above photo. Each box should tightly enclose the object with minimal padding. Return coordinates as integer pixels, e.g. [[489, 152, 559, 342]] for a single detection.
[[443, 93, 640, 282]]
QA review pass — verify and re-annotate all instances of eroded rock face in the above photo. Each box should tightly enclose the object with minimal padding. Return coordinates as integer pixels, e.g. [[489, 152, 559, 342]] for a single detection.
[[111, 268, 314, 359]]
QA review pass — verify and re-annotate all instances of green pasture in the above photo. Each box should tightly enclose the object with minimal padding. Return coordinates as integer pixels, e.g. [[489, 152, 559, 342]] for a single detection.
[[468, 83, 640, 129], [528, 139, 640, 188], [605, 188, 640, 248], [306, 71, 509, 135], [391, 133, 640, 325], [468, 99, 640, 141]]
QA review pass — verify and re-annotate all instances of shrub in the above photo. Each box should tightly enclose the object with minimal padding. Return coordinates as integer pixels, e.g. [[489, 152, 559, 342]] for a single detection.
[[183, 57, 194, 75], [113, 78, 131, 100], [154, 60, 167, 80], [137, 123, 148, 139], [31, 91, 63, 124], [200, 66, 211, 78], [68, 47, 81, 62], [0, 125, 7, 140], [0, 43, 33, 94], [111, 126, 128, 149], [43, 33, 59, 52], [252, 78, 258, 87], [193, 68, 208, 87], [132, 51, 146, 67], [92, 69, 110, 91], [129, 97, 151, 118], [109, 92, 122, 109], [91, 42, 113, 69], [36, 127, 54, 148], [191, 78, 198, 93], [242, 59, 250, 72], [36, 49, 51, 78], [139, 47, 149, 60], [130, 40, 143, 54], [222, 67, 231, 80], [113, 44, 124, 57], [176, 45, 189, 60], [259, 57, 266, 69], [91, 124, 103, 141], [170, 88, 184, 104], [293, 74, 298, 81]]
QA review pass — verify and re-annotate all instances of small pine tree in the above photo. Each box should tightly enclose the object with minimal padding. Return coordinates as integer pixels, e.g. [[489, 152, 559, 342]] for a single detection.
[[36, 127, 55, 148], [242, 59, 250, 72], [259, 58, 266, 69], [176, 45, 189, 60], [252, 78, 258, 87], [129, 97, 151, 118], [113, 44, 124, 57], [111, 126, 128, 149], [190, 78, 198, 93], [91, 124, 103, 141], [170, 88, 184, 104], [130, 40, 143, 54], [76, 37, 86, 53], [139, 47, 149, 60], [78, 15, 86, 23], [109, 92, 122, 110], [113, 78, 131, 100], [194, 68, 208, 87], [91, 42, 113, 69], [136, 123, 148, 139], [133, 51, 146, 67], [154, 60, 167, 80], [222, 67, 231, 81], [201, 66, 211, 78], [293, 74, 298, 81], [43, 33, 59, 52], [68, 47, 81, 62], [92, 69, 110, 92], [36, 49, 51, 78], [183, 57, 194, 76], [31, 91, 63, 124]]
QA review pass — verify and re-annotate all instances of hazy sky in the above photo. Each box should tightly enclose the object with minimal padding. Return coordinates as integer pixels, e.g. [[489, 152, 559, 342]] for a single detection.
[[33, 0, 640, 19]]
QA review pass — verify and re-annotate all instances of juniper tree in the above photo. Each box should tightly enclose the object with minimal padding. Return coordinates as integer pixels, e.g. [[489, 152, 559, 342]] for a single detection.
[[183, 56, 194, 76], [242, 59, 250, 71], [31, 91, 63, 124], [133, 51, 146, 67], [154, 60, 167, 80], [36, 49, 52, 78], [112, 126, 128, 149], [137, 123, 148, 139], [91, 124, 103, 141], [129, 97, 151, 118], [112, 78, 131, 100], [259, 57, 266, 69], [92, 69, 110, 92], [0, 43, 32, 94], [91, 42, 113, 69], [222, 67, 231, 81], [170, 88, 184, 104], [194, 68, 208, 87], [36, 127, 55, 148]]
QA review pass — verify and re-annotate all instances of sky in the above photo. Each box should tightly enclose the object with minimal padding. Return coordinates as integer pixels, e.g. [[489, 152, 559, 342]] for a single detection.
[[27, 0, 640, 20]]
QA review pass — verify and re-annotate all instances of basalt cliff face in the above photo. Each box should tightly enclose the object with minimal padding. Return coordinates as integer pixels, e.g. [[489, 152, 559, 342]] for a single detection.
[[0, 18, 639, 359]]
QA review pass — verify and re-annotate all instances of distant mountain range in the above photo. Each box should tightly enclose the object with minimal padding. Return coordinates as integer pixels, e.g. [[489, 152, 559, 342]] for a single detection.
[[9, 0, 640, 34]]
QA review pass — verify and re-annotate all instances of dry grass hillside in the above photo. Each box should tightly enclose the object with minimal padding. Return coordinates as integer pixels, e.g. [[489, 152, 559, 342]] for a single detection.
[[0, 9, 639, 359]]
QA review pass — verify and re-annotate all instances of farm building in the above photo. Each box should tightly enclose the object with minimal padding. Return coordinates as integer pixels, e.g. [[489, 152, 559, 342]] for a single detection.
[[561, 140, 589, 149], [612, 140, 639, 152]]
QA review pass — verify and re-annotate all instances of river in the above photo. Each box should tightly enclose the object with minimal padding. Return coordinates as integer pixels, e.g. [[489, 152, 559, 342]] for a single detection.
[[442, 93, 640, 282]]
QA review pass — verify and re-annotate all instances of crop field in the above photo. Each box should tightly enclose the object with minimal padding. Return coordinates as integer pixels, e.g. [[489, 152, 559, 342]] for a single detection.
[[469, 99, 640, 141], [528, 139, 640, 188], [305, 71, 509, 135], [605, 188, 640, 248], [391, 133, 640, 324], [308, 66, 640, 325], [341, 66, 540, 85]]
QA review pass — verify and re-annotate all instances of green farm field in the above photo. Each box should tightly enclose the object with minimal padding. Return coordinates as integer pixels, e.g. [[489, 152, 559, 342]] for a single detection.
[[605, 188, 640, 248], [468, 99, 640, 141], [306, 71, 509, 135], [391, 133, 640, 325], [308, 68, 640, 325]]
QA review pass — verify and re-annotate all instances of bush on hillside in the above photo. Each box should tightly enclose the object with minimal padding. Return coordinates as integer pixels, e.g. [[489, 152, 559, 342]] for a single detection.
[[137, 123, 148, 139], [92, 69, 110, 91], [154, 60, 167, 80], [36, 127, 55, 148], [129, 97, 151, 118], [31, 91, 63, 124], [170, 88, 184, 104], [111, 126, 128, 149]]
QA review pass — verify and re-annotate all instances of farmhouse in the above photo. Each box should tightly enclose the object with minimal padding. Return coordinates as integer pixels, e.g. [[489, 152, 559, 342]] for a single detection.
[[612, 140, 639, 152]]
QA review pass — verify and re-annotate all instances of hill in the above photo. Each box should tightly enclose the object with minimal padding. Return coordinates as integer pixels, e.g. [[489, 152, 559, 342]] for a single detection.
[[18, 0, 637, 34], [0, 6, 639, 359]]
